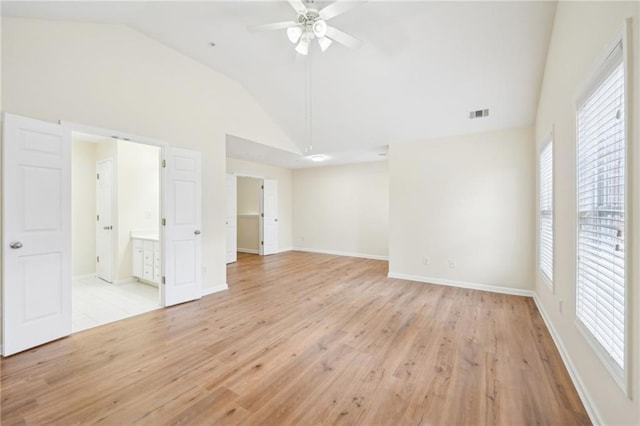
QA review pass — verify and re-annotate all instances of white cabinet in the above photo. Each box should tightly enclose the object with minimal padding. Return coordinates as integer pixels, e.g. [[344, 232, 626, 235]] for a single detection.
[[132, 236, 161, 286]]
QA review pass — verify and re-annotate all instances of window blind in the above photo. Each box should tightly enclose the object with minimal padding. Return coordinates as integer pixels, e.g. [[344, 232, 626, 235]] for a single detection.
[[576, 43, 626, 372], [539, 141, 553, 284]]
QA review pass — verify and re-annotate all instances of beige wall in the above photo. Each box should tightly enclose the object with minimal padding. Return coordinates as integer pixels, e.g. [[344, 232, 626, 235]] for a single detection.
[[116, 140, 160, 280], [71, 140, 97, 276], [292, 161, 389, 259], [237, 176, 261, 215], [2, 17, 296, 297], [226, 158, 293, 251], [534, 2, 640, 424], [237, 176, 261, 252], [388, 127, 535, 291]]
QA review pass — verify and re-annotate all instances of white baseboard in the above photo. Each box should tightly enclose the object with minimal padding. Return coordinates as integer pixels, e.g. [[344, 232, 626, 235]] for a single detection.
[[387, 272, 534, 297], [202, 283, 228, 297], [237, 248, 259, 254], [114, 277, 137, 286], [533, 295, 601, 425], [72, 273, 96, 281], [292, 247, 388, 261], [276, 247, 292, 254]]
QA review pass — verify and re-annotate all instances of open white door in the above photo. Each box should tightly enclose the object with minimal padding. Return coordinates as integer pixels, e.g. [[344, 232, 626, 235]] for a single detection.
[[2, 113, 72, 356], [226, 174, 237, 263], [260, 179, 278, 256], [96, 159, 114, 283], [163, 147, 202, 306]]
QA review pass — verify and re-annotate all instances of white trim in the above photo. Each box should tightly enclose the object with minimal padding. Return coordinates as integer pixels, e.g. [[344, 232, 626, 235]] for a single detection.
[[276, 247, 292, 254], [387, 272, 534, 297], [292, 247, 388, 261], [533, 295, 602, 425], [61, 121, 168, 148], [237, 248, 259, 254], [202, 283, 228, 296], [72, 273, 97, 281]]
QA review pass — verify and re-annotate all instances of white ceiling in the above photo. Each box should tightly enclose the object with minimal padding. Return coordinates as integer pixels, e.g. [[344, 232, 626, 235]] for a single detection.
[[2, 1, 557, 168]]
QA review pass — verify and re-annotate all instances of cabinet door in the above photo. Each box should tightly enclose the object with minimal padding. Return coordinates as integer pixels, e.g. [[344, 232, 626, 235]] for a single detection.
[[133, 247, 143, 278]]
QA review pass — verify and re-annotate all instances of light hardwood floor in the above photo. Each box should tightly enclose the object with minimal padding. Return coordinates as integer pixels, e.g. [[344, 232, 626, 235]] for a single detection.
[[1, 251, 589, 425]]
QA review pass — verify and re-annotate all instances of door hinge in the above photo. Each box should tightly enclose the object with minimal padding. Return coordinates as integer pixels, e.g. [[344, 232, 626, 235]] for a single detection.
[[162, 218, 166, 226], [97, 173, 100, 180], [162, 160, 166, 168], [261, 185, 264, 190], [261, 213, 264, 217], [162, 276, 166, 285], [97, 256, 100, 263], [261, 241, 264, 246], [97, 214, 100, 222]]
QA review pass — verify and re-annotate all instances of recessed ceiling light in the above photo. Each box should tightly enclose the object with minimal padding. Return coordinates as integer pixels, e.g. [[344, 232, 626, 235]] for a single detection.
[[308, 154, 328, 162], [209, 42, 216, 47]]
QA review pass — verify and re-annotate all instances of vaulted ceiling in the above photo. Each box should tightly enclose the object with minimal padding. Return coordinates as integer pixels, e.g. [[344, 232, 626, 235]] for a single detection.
[[3, 1, 557, 164]]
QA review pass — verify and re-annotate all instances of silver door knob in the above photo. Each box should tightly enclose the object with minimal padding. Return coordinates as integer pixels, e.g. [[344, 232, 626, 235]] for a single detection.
[[194, 230, 201, 235], [9, 241, 23, 249]]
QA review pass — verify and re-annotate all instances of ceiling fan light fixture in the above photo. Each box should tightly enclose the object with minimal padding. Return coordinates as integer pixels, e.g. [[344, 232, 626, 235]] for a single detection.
[[312, 19, 328, 38], [295, 36, 310, 55], [318, 36, 332, 52], [286, 26, 303, 44]]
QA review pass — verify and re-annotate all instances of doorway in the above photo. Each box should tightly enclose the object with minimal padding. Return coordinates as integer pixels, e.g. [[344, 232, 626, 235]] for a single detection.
[[3, 113, 204, 356], [71, 132, 161, 332], [226, 174, 278, 264]]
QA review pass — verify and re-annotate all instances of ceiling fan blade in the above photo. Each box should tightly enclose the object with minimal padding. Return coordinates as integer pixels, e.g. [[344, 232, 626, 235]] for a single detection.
[[248, 21, 297, 32], [326, 26, 363, 49], [319, 0, 365, 21], [288, 0, 308, 15]]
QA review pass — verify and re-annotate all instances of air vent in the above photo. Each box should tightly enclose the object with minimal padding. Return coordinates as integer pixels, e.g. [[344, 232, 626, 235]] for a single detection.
[[469, 109, 489, 119]]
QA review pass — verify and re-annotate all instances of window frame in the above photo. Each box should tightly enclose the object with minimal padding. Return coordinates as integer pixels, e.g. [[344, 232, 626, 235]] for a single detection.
[[573, 21, 631, 396], [538, 132, 554, 289]]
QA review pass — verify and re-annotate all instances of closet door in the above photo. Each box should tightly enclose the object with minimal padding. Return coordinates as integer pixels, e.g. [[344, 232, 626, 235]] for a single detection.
[[260, 179, 278, 256]]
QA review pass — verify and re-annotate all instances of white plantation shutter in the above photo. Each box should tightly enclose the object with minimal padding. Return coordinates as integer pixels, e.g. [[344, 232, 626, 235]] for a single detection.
[[539, 141, 553, 284], [576, 41, 626, 377]]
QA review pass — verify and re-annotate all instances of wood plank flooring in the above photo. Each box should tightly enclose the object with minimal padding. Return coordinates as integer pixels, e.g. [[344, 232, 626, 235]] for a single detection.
[[1, 251, 590, 425]]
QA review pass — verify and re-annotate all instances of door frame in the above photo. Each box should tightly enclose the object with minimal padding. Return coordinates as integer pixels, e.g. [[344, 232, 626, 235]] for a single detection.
[[227, 172, 278, 256], [63, 121, 167, 306]]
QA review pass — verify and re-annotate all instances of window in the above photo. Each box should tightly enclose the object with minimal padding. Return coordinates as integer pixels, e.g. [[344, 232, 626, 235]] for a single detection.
[[576, 38, 627, 386], [539, 139, 553, 286]]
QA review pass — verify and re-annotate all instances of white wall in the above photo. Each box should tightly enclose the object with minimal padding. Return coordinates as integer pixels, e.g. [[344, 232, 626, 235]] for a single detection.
[[534, 2, 640, 424], [237, 176, 261, 252], [116, 140, 160, 280], [71, 140, 97, 276], [292, 161, 389, 259], [226, 158, 293, 252], [388, 127, 534, 292], [2, 17, 296, 301]]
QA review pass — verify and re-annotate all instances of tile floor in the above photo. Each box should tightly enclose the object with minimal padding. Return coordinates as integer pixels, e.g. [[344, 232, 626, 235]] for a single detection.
[[72, 276, 161, 332]]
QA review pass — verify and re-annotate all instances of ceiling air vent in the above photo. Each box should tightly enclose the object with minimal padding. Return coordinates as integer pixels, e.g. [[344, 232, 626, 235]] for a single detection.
[[469, 109, 489, 119]]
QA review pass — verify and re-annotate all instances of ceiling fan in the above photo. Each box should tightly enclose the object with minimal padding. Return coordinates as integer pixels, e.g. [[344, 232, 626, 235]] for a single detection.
[[249, 0, 364, 55]]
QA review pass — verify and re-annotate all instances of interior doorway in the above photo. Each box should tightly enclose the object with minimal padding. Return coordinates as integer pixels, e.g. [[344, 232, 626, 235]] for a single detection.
[[226, 174, 278, 264], [71, 132, 162, 332]]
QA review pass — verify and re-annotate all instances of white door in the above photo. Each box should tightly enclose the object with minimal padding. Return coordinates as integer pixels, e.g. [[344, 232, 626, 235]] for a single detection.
[[96, 159, 114, 282], [2, 113, 72, 356], [163, 147, 202, 306], [260, 179, 278, 256], [226, 174, 237, 264]]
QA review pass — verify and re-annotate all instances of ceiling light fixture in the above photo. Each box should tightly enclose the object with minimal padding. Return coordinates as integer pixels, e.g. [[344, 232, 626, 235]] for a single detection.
[[312, 19, 328, 38], [295, 35, 310, 55], [317, 36, 332, 52], [309, 154, 328, 162], [287, 26, 303, 44]]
